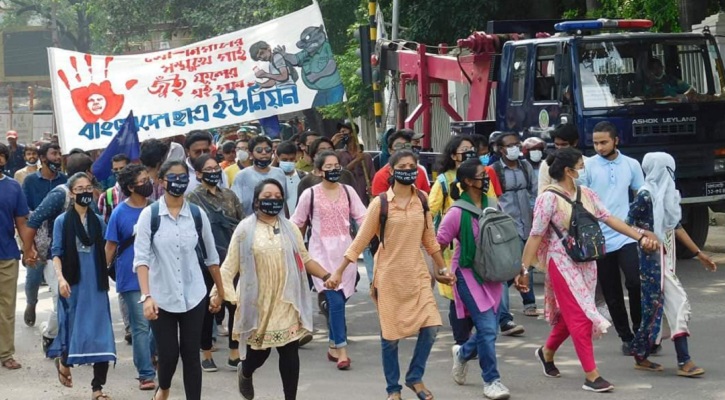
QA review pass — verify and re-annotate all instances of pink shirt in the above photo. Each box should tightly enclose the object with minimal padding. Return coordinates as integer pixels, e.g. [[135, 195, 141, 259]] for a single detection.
[[436, 206, 503, 318]]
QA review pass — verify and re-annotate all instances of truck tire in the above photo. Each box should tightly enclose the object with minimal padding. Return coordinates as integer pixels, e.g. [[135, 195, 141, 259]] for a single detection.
[[677, 205, 709, 259]]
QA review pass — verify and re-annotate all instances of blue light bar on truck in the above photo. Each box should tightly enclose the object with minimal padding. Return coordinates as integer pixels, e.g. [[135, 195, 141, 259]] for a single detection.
[[554, 19, 653, 32]]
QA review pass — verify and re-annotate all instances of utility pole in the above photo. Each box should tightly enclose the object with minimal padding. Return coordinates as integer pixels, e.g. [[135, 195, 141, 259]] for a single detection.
[[51, 0, 59, 47], [386, 0, 400, 133]]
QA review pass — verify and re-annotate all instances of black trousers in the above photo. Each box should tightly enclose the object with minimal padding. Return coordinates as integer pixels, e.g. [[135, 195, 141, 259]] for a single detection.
[[201, 270, 215, 351], [60, 358, 108, 392], [596, 242, 641, 342], [241, 341, 300, 400], [150, 299, 206, 399]]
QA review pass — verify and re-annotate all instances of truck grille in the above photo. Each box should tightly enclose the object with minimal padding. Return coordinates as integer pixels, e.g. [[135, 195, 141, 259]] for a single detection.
[[632, 121, 696, 136]]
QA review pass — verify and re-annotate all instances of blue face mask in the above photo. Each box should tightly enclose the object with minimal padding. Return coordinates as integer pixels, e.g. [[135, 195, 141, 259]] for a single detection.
[[279, 161, 296, 174], [479, 154, 490, 166]]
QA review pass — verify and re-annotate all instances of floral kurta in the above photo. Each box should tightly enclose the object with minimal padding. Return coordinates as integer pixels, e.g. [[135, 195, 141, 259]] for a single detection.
[[530, 186, 612, 338]]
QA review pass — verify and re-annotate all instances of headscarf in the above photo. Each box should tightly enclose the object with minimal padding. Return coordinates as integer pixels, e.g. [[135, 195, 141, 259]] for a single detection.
[[640, 152, 681, 241]]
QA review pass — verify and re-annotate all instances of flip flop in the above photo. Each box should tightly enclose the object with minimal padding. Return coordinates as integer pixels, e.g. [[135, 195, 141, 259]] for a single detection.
[[634, 359, 664, 372], [406, 382, 434, 400], [55, 358, 73, 388], [1, 357, 21, 370], [386, 393, 402, 400]]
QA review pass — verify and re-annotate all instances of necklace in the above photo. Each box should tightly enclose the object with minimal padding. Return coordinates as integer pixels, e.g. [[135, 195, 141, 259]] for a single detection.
[[259, 217, 280, 237]]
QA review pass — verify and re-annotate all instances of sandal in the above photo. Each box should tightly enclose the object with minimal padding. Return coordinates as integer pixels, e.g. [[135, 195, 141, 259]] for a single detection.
[[677, 360, 705, 377], [524, 307, 538, 317], [1, 357, 21, 370], [405, 382, 434, 400], [92, 392, 112, 400], [634, 359, 664, 372], [55, 358, 73, 388], [386, 393, 402, 400]]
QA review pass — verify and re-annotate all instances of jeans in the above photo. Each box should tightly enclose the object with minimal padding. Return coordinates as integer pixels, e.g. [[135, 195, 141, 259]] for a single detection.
[[455, 269, 500, 383], [518, 269, 536, 308], [362, 246, 374, 284], [381, 326, 438, 395], [326, 290, 348, 347], [24, 262, 45, 306], [120, 291, 156, 380], [448, 300, 474, 347], [498, 283, 514, 327]]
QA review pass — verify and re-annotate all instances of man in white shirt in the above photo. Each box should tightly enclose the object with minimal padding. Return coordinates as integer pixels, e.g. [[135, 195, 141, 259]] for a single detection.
[[232, 136, 287, 216], [183, 131, 228, 195]]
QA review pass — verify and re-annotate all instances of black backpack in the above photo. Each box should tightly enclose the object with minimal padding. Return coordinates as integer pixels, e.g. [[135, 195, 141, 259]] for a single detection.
[[546, 186, 606, 262]]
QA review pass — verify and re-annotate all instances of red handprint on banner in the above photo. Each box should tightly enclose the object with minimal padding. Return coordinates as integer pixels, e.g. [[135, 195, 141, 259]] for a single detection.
[[57, 55, 139, 123]]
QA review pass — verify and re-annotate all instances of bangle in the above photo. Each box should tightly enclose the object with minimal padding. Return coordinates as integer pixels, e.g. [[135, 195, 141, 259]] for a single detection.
[[637, 234, 645, 243], [322, 273, 331, 281]]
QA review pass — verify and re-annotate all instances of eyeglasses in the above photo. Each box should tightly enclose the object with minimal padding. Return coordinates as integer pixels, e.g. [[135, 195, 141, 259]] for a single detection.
[[392, 143, 413, 151], [71, 186, 94, 194], [201, 166, 222, 173], [164, 173, 189, 182], [456, 146, 475, 153], [254, 146, 273, 154]]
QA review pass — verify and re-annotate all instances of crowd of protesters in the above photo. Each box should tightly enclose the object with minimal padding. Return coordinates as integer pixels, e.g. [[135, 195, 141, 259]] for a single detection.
[[0, 120, 717, 400]]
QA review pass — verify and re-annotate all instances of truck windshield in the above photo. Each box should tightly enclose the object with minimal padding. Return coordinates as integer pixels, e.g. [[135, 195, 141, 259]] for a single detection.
[[577, 38, 724, 108]]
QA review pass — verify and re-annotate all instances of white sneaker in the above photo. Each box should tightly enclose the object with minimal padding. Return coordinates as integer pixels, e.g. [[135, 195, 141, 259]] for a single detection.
[[451, 345, 468, 385], [483, 380, 511, 400]]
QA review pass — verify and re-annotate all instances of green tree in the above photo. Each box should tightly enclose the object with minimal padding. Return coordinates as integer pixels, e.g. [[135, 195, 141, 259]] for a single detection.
[[0, 0, 94, 51]]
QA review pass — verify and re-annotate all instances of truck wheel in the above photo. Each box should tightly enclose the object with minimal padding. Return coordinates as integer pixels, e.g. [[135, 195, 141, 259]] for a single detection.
[[677, 205, 709, 259]]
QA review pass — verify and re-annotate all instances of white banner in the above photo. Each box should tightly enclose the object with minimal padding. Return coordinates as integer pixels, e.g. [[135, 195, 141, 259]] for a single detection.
[[48, 4, 345, 153]]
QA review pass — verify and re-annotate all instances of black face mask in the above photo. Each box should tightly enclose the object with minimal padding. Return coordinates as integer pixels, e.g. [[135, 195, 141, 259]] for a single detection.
[[202, 171, 222, 186], [258, 198, 284, 216], [393, 168, 418, 186], [75, 192, 94, 207], [461, 150, 477, 161], [470, 177, 490, 194], [134, 181, 154, 198], [253, 158, 272, 169], [323, 168, 342, 183], [166, 179, 189, 197], [47, 160, 62, 173], [412, 146, 423, 156]]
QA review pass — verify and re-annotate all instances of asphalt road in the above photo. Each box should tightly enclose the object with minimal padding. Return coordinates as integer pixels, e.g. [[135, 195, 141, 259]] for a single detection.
[[2, 255, 725, 400]]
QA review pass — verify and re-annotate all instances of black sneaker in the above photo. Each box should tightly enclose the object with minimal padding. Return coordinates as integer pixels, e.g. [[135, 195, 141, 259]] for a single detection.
[[125, 331, 133, 345], [500, 321, 525, 336], [238, 365, 254, 400], [41, 336, 53, 356], [535, 347, 560, 378], [621, 341, 633, 356], [227, 358, 241, 370], [24, 304, 36, 327], [201, 358, 218, 372], [582, 377, 614, 392], [299, 332, 313, 347]]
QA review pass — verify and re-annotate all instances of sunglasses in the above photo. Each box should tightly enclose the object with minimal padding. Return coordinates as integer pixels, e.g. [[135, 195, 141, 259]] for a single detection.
[[392, 143, 413, 151], [164, 173, 189, 182], [254, 146, 273, 154]]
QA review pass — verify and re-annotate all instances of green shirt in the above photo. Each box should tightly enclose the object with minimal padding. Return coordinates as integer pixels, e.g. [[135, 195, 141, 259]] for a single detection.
[[296, 42, 343, 90], [295, 158, 314, 173], [644, 76, 692, 97]]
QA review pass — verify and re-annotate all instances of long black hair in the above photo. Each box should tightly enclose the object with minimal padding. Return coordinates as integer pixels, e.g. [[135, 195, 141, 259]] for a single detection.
[[546, 147, 583, 181], [450, 158, 485, 200], [436, 135, 475, 174]]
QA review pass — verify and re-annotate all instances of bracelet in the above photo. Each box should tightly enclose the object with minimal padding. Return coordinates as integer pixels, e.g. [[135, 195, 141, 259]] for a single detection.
[[637, 234, 645, 244], [695, 250, 701, 257], [322, 273, 332, 281]]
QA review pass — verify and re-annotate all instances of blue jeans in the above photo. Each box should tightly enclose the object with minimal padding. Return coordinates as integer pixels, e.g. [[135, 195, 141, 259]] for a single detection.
[[120, 291, 156, 380], [381, 326, 438, 395], [456, 269, 500, 383], [498, 283, 514, 327], [25, 262, 45, 306], [362, 246, 374, 283], [326, 290, 347, 347]]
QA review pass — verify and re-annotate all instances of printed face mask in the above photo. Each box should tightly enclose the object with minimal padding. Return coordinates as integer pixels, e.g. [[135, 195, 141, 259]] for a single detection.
[[528, 150, 543, 163], [279, 161, 296, 174], [47, 160, 62, 173], [258, 198, 284, 216], [323, 168, 342, 183], [202, 171, 222, 186], [75, 192, 94, 207], [166, 178, 189, 197], [253, 158, 272, 169], [393, 168, 418, 185], [461, 150, 477, 161]]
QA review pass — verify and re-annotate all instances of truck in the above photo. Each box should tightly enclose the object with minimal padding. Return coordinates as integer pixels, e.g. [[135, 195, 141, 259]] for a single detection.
[[377, 18, 725, 257]]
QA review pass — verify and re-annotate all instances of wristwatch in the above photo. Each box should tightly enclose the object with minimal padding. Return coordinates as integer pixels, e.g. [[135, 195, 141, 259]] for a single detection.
[[437, 267, 449, 276], [138, 294, 152, 304]]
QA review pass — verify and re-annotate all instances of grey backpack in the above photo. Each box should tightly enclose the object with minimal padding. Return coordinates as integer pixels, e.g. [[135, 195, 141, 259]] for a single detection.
[[451, 199, 523, 283]]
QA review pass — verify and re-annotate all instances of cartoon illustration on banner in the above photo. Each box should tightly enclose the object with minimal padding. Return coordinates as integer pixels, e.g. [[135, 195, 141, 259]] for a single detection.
[[48, 4, 344, 153]]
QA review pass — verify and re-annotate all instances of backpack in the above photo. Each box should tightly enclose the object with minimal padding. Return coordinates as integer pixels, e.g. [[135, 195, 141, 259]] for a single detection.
[[306, 184, 357, 239], [451, 199, 523, 283], [492, 159, 532, 193], [273, 51, 299, 82], [433, 173, 449, 232], [546, 186, 606, 263], [378, 190, 429, 248], [33, 185, 72, 261], [150, 202, 207, 269]]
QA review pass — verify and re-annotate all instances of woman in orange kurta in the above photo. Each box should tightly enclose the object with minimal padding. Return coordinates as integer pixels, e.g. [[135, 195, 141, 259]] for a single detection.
[[330, 150, 455, 400]]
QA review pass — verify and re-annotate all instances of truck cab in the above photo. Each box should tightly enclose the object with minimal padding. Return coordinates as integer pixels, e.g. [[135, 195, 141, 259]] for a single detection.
[[497, 20, 725, 254]]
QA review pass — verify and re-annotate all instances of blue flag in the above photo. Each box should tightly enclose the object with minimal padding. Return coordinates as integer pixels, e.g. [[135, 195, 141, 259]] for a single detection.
[[259, 115, 281, 139], [91, 111, 140, 181]]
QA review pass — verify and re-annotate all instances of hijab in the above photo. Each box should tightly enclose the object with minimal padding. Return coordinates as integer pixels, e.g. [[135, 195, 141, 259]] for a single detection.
[[640, 152, 681, 241]]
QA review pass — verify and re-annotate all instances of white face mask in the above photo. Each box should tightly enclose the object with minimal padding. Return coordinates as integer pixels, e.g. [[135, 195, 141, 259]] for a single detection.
[[529, 150, 543, 163], [576, 167, 586, 178], [505, 146, 521, 161], [236, 150, 249, 162]]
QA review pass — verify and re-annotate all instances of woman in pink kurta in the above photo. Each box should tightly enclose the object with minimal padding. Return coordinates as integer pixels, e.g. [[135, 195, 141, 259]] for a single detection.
[[291, 150, 366, 370], [520, 147, 657, 393]]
